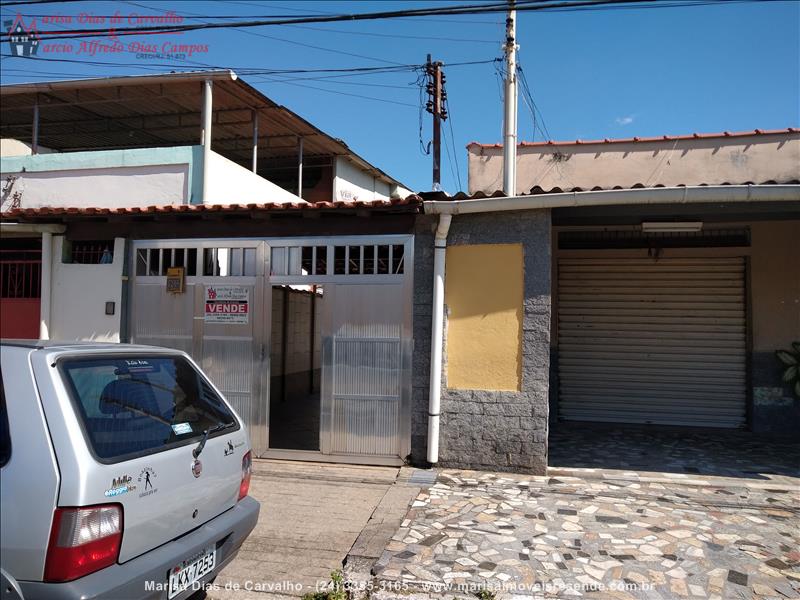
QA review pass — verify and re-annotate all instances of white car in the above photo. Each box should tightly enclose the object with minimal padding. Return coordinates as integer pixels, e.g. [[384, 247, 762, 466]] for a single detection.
[[0, 341, 260, 599]]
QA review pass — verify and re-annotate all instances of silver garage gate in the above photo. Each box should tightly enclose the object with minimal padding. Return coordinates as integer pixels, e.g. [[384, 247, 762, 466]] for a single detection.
[[557, 256, 747, 427], [129, 236, 413, 464]]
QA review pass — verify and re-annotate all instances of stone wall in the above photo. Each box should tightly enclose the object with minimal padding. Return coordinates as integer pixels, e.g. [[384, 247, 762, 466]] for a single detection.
[[410, 210, 552, 474]]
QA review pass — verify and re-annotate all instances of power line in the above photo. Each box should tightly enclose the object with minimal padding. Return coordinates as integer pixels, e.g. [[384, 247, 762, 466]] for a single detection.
[[251, 76, 419, 108], [445, 95, 464, 191], [0, 51, 500, 77], [8, 0, 782, 41], [517, 62, 552, 141]]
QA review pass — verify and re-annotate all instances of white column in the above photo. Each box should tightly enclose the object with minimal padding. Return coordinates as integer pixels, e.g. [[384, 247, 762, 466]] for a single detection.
[[297, 136, 304, 200], [502, 5, 518, 196], [201, 79, 213, 203], [39, 232, 52, 340], [251, 109, 259, 173]]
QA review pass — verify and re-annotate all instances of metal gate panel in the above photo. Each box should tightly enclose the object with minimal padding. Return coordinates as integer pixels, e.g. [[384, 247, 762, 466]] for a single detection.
[[321, 283, 406, 457], [130, 240, 269, 454], [558, 256, 746, 427], [131, 283, 194, 355], [131, 236, 413, 463]]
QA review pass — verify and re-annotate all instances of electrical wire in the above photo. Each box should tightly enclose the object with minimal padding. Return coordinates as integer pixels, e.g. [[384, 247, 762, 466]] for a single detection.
[[445, 95, 464, 191], [4, 0, 782, 41], [517, 62, 552, 141], [416, 70, 432, 156], [442, 117, 459, 193]]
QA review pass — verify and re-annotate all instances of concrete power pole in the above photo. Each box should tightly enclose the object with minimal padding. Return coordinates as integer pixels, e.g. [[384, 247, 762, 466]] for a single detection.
[[503, 1, 518, 196], [425, 55, 447, 192]]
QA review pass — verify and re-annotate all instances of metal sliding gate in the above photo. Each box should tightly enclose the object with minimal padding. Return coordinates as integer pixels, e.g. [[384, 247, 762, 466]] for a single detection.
[[130, 236, 412, 464]]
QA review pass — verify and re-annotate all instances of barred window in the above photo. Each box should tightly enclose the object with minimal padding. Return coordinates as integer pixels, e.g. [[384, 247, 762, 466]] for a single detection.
[[65, 240, 114, 265]]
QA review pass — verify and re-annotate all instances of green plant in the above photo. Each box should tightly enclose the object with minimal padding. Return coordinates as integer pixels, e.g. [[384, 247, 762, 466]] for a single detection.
[[776, 342, 800, 398], [303, 570, 348, 600], [475, 589, 497, 600]]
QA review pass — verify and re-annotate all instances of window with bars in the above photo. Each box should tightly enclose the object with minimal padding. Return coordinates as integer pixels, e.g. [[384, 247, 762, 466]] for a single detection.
[[64, 240, 114, 264], [271, 244, 404, 277], [202, 247, 257, 277], [135, 247, 258, 277], [136, 248, 198, 277]]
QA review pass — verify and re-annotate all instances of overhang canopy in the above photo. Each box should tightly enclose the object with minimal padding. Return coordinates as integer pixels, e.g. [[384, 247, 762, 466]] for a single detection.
[[0, 70, 405, 188]]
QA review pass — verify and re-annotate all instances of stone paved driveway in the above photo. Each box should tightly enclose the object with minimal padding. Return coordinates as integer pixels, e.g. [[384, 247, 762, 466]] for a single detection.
[[548, 427, 800, 482], [373, 471, 800, 599]]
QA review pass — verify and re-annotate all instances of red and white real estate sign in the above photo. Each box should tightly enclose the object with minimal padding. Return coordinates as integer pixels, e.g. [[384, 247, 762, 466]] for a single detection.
[[204, 285, 249, 324]]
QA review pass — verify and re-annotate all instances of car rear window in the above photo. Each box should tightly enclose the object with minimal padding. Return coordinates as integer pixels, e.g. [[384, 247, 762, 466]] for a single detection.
[[60, 355, 237, 462]]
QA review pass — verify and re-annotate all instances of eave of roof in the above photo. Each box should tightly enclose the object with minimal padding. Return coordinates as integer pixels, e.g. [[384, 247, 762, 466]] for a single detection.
[[0, 197, 422, 222], [468, 128, 799, 149], [433, 179, 800, 198]]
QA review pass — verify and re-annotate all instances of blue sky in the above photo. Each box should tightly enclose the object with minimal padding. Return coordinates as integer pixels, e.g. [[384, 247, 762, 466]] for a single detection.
[[1, 0, 798, 193]]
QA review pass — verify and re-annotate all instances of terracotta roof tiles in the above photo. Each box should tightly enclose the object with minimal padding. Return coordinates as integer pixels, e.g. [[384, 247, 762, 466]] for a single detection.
[[468, 128, 799, 149], [2, 196, 422, 220]]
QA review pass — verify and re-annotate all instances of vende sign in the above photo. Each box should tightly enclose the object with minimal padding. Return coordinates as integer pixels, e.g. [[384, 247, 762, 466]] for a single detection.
[[205, 302, 248, 314], [204, 285, 249, 324]]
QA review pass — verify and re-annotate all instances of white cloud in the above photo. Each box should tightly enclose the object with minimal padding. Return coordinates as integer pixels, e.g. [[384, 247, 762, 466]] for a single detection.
[[615, 115, 635, 126]]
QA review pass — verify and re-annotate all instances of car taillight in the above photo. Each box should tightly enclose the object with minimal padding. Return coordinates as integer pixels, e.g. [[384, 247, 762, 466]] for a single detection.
[[44, 504, 122, 582], [239, 450, 252, 500]]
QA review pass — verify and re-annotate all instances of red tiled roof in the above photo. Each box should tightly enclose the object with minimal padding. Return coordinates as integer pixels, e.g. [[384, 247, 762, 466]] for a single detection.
[[468, 128, 799, 149], [425, 180, 800, 199], [1, 197, 422, 220]]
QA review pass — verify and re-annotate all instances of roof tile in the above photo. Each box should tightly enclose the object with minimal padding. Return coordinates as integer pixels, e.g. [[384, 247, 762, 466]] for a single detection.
[[467, 128, 799, 149]]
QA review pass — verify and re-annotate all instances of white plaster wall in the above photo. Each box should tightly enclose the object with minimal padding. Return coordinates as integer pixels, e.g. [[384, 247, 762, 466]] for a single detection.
[[0, 138, 56, 156], [205, 151, 304, 205], [333, 156, 394, 202], [49, 237, 125, 343], [0, 164, 188, 208], [467, 133, 800, 194]]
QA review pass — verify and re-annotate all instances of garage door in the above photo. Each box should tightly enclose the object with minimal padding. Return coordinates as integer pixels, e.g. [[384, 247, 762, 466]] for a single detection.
[[557, 256, 746, 427]]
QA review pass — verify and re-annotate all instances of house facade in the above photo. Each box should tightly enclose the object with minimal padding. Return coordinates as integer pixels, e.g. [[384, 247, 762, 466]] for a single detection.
[[419, 129, 799, 473], [2, 73, 798, 474]]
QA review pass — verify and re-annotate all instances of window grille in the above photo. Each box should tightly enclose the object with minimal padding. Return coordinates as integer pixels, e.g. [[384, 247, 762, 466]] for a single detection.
[[135, 248, 200, 277], [270, 244, 404, 277], [67, 240, 114, 264]]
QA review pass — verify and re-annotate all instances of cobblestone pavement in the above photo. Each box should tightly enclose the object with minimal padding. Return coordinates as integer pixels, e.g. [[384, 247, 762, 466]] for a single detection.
[[548, 427, 800, 482], [373, 471, 800, 599]]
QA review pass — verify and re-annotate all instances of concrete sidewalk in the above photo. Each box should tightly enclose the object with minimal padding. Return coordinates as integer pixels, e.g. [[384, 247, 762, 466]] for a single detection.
[[207, 460, 420, 600]]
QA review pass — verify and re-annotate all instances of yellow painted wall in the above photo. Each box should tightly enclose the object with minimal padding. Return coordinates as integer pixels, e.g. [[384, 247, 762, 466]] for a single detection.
[[445, 243, 523, 391]]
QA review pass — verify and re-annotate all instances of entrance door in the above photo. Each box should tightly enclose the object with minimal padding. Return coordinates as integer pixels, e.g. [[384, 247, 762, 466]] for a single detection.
[[321, 283, 405, 457], [268, 284, 324, 451], [265, 237, 413, 463]]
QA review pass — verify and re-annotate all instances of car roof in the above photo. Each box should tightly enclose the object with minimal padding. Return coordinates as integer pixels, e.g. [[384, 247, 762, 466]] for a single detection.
[[0, 340, 182, 353]]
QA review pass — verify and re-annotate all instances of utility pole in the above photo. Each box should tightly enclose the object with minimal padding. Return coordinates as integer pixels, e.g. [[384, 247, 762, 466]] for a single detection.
[[503, 1, 518, 196], [425, 55, 447, 192]]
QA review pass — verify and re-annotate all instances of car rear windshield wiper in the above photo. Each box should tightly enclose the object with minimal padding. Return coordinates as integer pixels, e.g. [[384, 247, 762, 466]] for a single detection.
[[192, 422, 230, 459]]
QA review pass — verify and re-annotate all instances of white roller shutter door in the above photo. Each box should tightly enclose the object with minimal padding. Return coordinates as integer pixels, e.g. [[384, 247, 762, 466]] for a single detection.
[[557, 256, 746, 428]]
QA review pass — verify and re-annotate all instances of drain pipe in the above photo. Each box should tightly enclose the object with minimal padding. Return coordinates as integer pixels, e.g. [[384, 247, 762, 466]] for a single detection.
[[427, 213, 452, 464]]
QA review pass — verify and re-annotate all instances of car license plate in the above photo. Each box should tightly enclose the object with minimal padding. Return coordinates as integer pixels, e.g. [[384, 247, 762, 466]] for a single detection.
[[168, 547, 216, 599]]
